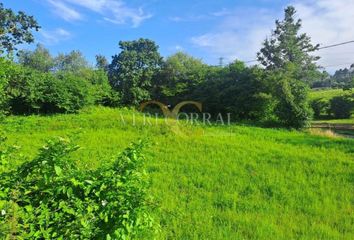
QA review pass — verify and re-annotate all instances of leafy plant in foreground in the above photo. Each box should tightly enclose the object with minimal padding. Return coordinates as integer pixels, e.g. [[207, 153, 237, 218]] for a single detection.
[[0, 137, 157, 239]]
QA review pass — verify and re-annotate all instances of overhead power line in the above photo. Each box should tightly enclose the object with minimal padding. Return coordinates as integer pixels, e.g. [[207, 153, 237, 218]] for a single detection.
[[323, 62, 354, 68], [318, 40, 354, 50], [243, 40, 354, 64]]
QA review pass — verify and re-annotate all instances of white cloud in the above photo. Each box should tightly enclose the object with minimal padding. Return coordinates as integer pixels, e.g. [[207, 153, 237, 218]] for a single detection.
[[175, 45, 184, 51], [191, 8, 276, 64], [169, 15, 209, 23], [191, 0, 354, 71], [191, 32, 241, 61], [293, 0, 354, 71], [47, 0, 151, 27], [47, 0, 82, 22], [211, 8, 232, 17], [40, 28, 72, 45], [169, 16, 184, 22]]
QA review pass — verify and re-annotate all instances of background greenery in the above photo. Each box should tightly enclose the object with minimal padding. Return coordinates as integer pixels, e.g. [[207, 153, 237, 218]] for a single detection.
[[1, 2, 354, 239]]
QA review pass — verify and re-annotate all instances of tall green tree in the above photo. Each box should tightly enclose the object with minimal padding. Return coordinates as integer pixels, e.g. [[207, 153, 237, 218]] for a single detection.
[[257, 6, 320, 84], [192, 61, 276, 121], [108, 38, 162, 105], [0, 3, 40, 55], [153, 52, 207, 103], [270, 64, 313, 128], [257, 6, 316, 128], [17, 44, 54, 72], [331, 64, 354, 89], [54, 50, 89, 72], [95, 54, 108, 71]]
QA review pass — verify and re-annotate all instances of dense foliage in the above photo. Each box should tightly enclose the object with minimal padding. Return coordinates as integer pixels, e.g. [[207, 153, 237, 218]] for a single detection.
[[311, 98, 330, 119], [17, 44, 53, 72], [0, 137, 156, 239], [329, 93, 354, 119], [17, 45, 90, 73], [0, 58, 118, 114], [312, 65, 354, 89], [191, 61, 276, 122], [1, 3, 351, 128], [309, 89, 353, 119], [0, 3, 40, 55], [330, 65, 354, 89], [270, 65, 313, 128], [257, 6, 320, 85], [153, 52, 207, 104], [109, 39, 163, 106]]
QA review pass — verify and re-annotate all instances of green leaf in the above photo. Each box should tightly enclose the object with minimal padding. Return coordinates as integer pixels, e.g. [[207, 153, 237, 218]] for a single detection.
[[54, 165, 62, 176]]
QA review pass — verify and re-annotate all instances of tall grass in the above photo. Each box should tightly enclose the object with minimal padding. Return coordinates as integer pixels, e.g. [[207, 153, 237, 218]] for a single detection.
[[1, 106, 353, 239]]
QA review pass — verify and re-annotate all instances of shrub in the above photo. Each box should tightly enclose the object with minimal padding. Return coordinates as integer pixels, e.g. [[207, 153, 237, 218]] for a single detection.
[[0, 138, 157, 239], [80, 69, 121, 107], [1, 59, 120, 115], [192, 64, 276, 122], [0, 58, 13, 116], [43, 72, 91, 113], [0, 135, 14, 173], [5, 64, 47, 114], [271, 65, 313, 129], [329, 93, 354, 119], [310, 98, 330, 119], [3, 65, 91, 114]]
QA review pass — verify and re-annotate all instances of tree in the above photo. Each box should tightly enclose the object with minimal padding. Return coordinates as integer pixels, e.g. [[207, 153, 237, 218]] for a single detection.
[[95, 54, 108, 71], [329, 93, 354, 119], [54, 50, 89, 72], [257, 6, 320, 84], [108, 38, 162, 105], [0, 3, 40, 55], [270, 64, 313, 128], [17, 44, 54, 72], [331, 64, 354, 89], [0, 58, 13, 116], [153, 52, 207, 103], [257, 6, 317, 128], [192, 61, 276, 121]]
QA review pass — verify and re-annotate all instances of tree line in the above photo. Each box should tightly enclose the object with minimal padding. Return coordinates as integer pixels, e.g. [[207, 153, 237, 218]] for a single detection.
[[1, 3, 353, 128]]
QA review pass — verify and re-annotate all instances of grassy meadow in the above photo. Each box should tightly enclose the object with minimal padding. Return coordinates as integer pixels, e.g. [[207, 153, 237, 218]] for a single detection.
[[309, 88, 351, 101], [310, 88, 354, 127], [1, 107, 353, 239]]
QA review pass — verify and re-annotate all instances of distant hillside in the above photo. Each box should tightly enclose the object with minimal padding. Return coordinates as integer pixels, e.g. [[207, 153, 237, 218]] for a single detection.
[[309, 88, 352, 100]]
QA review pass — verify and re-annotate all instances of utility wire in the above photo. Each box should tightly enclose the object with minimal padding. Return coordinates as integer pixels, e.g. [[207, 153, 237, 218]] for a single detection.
[[243, 40, 354, 64], [318, 40, 354, 50], [323, 62, 354, 68]]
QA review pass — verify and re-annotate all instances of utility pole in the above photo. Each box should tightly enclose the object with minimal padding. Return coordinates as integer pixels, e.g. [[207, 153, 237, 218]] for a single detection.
[[218, 57, 224, 67]]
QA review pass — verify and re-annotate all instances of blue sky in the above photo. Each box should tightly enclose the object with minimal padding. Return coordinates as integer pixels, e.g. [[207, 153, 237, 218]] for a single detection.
[[3, 0, 354, 71]]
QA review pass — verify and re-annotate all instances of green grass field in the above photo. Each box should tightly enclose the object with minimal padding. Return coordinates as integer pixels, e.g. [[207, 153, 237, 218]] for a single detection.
[[1, 107, 354, 239], [310, 88, 354, 125], [309, 88, 350, 101], [313, 118, 354, 124]]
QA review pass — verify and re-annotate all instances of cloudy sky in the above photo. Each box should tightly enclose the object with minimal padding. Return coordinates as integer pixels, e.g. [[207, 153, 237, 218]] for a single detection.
[[3, 0, 354, 72]]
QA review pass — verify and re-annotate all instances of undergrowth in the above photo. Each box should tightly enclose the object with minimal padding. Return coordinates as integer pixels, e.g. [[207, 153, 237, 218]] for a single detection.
[[0, 137, 157, 239]]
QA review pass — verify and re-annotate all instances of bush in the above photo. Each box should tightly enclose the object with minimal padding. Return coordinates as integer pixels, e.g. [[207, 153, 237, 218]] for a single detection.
[[5, 64, 48, 114], [43, 72, 91, 113], [0, 58, 13, 116], [271, 65, 313, 129], [192, 64, 276, 122], [1, 60, 119, 115], [329, 93, 354, 119], [0, 138, 157, 239], [80, 69, 121, 107], [310, 98, 330, 119]]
